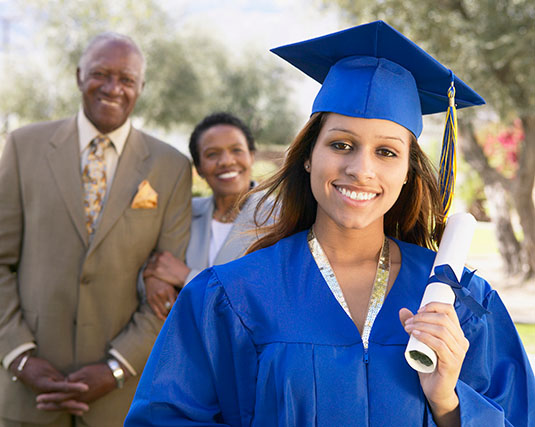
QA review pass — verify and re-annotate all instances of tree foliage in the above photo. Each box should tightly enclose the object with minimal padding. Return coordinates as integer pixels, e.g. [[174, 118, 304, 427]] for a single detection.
[[0, 0, 299, 145]]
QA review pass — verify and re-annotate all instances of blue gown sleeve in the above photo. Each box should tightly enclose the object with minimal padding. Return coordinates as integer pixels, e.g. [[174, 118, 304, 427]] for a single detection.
[[125, 268, 258, 426], [425, 288, 535, 426]]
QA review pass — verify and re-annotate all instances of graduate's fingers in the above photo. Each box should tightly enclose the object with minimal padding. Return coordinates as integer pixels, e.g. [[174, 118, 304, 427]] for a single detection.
[[399, 308, 414, 331], [413, 303, 465, 340], [406, 308, 468, 349], [405, 318, 468, 360], [419, 302, 462, 328], [409, 327, 466, 373], [406, 303, 469, 365], [405, 318, 469, 374]]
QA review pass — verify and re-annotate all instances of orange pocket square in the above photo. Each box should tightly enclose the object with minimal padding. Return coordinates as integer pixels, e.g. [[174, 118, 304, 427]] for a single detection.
[[131, 180, 158, 209]]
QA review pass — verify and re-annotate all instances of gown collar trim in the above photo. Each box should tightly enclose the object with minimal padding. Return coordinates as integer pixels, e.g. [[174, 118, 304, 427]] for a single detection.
[[307, 229, 391, 349]]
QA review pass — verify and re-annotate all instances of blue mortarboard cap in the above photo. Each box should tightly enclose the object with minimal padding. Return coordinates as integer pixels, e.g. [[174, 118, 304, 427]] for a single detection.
[[270, 20, 485, 138]]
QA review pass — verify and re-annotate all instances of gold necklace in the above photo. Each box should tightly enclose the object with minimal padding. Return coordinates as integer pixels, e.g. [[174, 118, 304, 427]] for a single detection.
[[214, 204, 238, 223]]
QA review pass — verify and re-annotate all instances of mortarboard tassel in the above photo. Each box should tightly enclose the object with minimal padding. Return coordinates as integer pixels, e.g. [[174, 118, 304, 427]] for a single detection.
[[439, 76, 458, 219]]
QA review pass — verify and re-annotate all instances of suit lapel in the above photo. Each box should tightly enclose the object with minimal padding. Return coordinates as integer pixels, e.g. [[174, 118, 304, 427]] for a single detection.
[[88, 128, 150, 256], [47, 117, 88, 246]]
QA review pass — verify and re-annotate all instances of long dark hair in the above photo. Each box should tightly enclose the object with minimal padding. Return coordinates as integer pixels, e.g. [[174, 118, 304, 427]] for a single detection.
[[247, 112, 444, 253]]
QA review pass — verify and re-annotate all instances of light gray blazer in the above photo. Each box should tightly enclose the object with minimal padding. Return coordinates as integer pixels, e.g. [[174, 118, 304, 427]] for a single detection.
[[184, 192, 269, 283]]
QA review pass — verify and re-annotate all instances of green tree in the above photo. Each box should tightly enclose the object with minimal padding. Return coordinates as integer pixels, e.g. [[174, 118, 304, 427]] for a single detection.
[[199, 48, 300, 145], [323, 0, 535, 277], [1, 0, 298, 145]]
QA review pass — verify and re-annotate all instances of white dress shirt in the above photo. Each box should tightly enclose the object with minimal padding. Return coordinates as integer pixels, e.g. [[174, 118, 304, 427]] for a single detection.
[[208, 220, 234, 266]]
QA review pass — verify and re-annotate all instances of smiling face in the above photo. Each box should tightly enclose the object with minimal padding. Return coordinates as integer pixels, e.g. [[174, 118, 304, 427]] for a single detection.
[[77, 39, 144, 134], [196, 124, 255, 198], [307, 113, 411, 234]]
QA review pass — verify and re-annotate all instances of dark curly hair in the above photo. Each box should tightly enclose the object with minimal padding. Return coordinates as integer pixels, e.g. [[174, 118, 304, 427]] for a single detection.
[[189, 112, 256, 170]]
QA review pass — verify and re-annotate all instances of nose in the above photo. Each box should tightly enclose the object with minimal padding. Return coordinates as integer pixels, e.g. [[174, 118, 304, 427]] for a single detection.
[[345, 150, 376, 181], [217, 150, 236, 166], [101, 75, 122, 96]]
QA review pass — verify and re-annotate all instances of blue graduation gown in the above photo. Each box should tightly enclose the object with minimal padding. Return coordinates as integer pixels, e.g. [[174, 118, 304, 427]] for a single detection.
[[126, 231, 535, 426]]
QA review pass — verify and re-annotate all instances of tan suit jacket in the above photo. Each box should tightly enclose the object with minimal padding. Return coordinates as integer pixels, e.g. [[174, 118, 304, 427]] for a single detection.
[[0, 117, 191, 426]]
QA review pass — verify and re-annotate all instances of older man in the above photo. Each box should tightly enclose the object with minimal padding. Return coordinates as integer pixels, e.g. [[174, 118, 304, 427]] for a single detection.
[[0, 33, 191, 426]]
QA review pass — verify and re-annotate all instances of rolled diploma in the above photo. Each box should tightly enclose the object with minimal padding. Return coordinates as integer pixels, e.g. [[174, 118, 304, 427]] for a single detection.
[[404, 212, 477, 373]]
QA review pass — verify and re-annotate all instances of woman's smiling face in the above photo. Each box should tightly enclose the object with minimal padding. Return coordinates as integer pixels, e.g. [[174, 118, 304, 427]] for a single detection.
[[307, 113, 411, 233], [197, 124, 254, 198]]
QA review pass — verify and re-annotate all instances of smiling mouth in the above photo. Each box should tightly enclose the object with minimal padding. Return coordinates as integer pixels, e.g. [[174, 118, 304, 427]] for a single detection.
[[335, 185, 378, 201], [99, 98, 121, 107], [217, 171, 240, 179]]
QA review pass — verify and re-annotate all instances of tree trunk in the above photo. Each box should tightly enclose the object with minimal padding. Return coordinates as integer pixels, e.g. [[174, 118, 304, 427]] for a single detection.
[[483, 182, 522, 275], [459, 122, 523, 275], [511, 115, 535, 278]]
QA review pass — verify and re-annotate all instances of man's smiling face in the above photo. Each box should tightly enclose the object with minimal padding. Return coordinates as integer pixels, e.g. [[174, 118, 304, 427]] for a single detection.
[[77, 39, 144, 134]]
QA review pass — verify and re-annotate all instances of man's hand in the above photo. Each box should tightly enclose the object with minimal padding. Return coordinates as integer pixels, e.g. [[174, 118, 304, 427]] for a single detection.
[[11, 355, 89, 416], [36, 362, 127, 414]]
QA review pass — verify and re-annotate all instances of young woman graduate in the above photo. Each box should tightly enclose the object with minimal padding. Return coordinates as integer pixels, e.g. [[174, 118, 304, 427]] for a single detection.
[[125, 21, 535, 426]]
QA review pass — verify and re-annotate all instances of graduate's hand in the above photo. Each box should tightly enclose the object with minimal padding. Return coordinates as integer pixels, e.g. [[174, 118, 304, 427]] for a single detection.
[[144, 251, 191, 287], [400, 303, 469, 426]]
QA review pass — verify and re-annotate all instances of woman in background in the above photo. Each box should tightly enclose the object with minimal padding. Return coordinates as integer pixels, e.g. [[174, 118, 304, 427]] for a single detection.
[[142, 112, 268, 319]]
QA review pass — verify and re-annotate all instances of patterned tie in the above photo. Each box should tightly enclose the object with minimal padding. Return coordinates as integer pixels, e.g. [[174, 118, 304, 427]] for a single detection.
[[83, 135, 110, 236]]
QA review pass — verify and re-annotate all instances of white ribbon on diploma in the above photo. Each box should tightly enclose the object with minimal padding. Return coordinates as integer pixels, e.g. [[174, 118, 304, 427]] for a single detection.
[[404, 212, 477, 373]]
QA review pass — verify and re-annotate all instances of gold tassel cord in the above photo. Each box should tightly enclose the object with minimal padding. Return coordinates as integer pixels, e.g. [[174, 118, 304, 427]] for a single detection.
[[439, 82, 457, 219]]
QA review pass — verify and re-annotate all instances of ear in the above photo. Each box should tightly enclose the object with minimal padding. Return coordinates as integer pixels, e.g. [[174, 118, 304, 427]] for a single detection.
[[304, 160, 311, 173]]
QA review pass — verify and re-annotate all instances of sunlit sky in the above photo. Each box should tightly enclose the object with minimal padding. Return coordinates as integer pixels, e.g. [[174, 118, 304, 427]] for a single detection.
[[163, 0, 343, 118]]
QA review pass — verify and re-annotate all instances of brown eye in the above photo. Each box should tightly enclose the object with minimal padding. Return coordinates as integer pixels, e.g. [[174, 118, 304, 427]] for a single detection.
[[377, 148, 396, 157], [331, 141, 352, 151]]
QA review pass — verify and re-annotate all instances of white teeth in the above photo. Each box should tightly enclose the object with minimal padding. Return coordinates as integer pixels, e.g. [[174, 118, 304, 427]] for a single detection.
[[100, 99, 119, 106], [218, 171, 239, 179], [337, 186, 376, 201]]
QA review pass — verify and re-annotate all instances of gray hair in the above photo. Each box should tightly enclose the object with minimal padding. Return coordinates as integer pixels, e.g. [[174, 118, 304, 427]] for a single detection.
[[78, 32, 146, 80]]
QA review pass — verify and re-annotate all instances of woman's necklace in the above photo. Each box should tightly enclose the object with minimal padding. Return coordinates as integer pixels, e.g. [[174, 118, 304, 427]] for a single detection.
[[213, 203, 238, 223], [308, 229, 391, 349]]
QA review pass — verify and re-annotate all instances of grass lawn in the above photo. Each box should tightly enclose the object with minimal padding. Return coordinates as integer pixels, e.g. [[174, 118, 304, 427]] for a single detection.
[[516, 323, 535, 355], [469, 222, 499, 256]]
